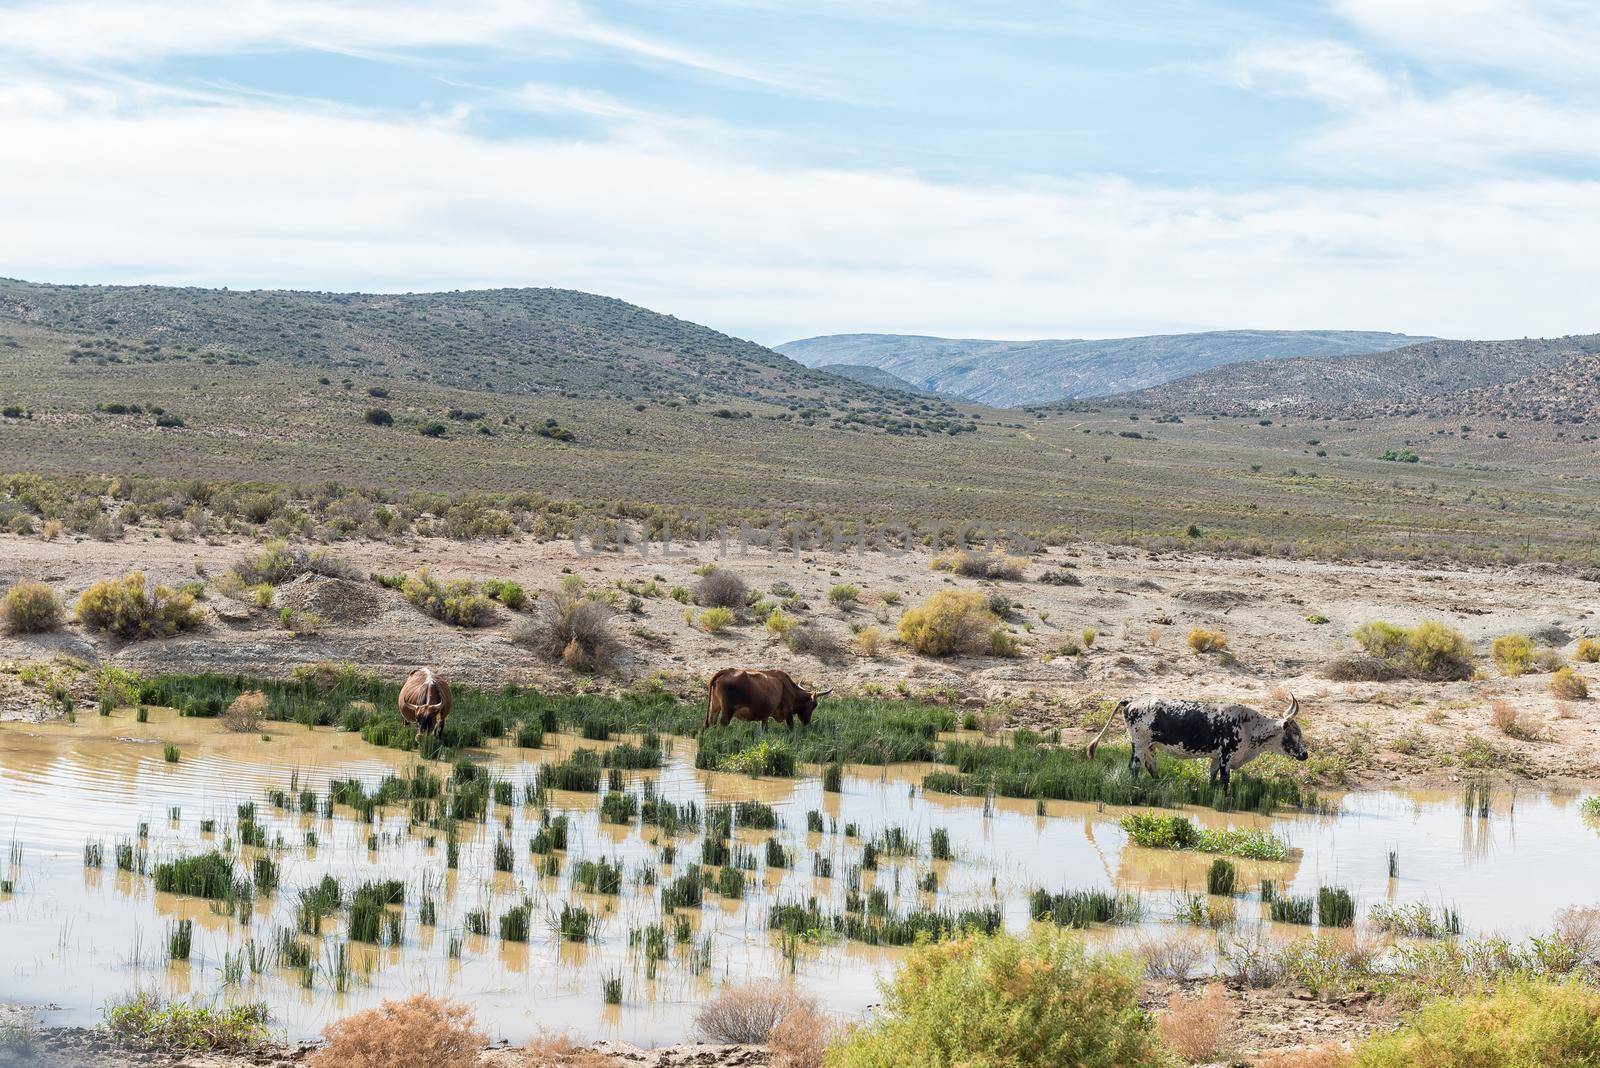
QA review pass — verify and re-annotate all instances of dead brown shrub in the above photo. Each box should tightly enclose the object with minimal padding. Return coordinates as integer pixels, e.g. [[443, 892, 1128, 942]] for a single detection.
[[1253, 1048, 1353, 1068], [1321, 655, 1401, 682], [693, 981, 815, 1045], [517, 591, 621, 672], [694, 568, 748, 608], [1490, 699, 1546, 741], [519, 1029, 615, 1067], [1157, 983, 1236, 1062], [223, 691, 269, 733], [311, 994, 484, 1068], [768, 1000, 837, 1068], [1137, 929, 1211, 981]]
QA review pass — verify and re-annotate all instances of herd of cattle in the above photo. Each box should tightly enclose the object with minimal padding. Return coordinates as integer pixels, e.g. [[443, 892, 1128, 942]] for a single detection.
[[398, 665, 1309, 786]]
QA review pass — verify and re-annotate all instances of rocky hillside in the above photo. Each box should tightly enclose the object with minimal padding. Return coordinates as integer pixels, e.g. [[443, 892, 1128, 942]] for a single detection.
[[1116, 335, 1600, 418], [814, 362, 936, 396], [0, 278, 952, 418], [777, 329, 1427, 406]]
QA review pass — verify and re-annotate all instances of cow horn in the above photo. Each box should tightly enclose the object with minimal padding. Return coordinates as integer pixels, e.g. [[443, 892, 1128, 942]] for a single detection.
[[1283, 693, 1299, 720], [812, 688, 832, 698]]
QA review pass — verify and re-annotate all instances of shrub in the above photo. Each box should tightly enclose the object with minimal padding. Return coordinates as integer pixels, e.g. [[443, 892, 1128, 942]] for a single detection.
[[854, 626, 884, 658], [828, 584, 859, 607], [897, 590, 1013, 657], [765, 607, 796, 638], [224, 691, 269, 733], [1492, 633, 1537, 677], [1187, 627, 1228, 654], [76, 571, 201, 639], [694, 568, 747, 608], [1550, 667, 1588, 700], [515, 590, 620, 672], [364, 408, 393, 426], [1158, 984, 1236, 1063], [825, 927, 1165, 1068], [399, 568, 495, 627], [698, 607, 735, 634], [311, 995, 485, 1068], [1490, 699, 1545, 740], [482, 579, 526, 610], [932, 550, 1026, 580], [1038, 568, 1081, 586], [1351, 980, 1600, 1067], [1, 579, 62, 633], [787, 622, 847, 659], [694, 981, 816, 1044], [1577, 638, 1600, 664], [103, 992, 270, 1051], [769, 998, 836, 1068], [1348, 620, 1473, 681]]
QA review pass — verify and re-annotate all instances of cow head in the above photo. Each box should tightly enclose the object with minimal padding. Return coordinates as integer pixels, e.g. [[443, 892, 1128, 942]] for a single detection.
[[796, 686, 831, 728], [1276, 694, 1308, 761], [415, 702, 443, 736]]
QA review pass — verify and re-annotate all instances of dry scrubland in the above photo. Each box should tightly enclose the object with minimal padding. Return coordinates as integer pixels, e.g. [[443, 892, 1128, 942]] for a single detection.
[[2, 523, 1599, 787]]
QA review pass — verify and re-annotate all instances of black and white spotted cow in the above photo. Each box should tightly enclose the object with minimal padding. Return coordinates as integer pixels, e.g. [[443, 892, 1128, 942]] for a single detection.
[[1087, 694, 1308, 788]]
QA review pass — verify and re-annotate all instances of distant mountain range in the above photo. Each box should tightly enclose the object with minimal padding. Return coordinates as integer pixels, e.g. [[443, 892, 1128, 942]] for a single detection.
[[777, 329, 1431, 407], [1115, 334, 1600, 421]]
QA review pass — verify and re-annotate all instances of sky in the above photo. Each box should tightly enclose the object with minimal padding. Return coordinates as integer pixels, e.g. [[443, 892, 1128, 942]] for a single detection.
[[2, 0, 1599, 344]]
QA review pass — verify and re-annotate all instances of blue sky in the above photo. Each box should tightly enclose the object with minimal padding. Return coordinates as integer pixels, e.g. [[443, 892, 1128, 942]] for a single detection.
[[2, 0, 1599, 343]]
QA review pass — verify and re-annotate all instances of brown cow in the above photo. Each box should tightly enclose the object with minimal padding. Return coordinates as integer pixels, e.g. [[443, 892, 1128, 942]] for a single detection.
[[704, 668, 829, 733], [398, 667, 452, 742]]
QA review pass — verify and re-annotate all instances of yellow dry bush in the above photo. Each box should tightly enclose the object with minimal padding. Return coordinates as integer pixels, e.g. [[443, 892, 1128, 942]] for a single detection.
[[1187, 627, 1228, 654], [1550, 667, 1588, 700], [1492, 633, 1536, 677], [1, 579, 63, 634], [853, 626, 884, 658], [75, 570, 201, 639], [1576, 637, 1600, 664], [897, 590, 1013, 657]]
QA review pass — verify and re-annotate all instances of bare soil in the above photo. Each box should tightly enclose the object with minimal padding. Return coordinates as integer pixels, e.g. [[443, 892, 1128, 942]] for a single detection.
[[3, 529, 1599, 791]]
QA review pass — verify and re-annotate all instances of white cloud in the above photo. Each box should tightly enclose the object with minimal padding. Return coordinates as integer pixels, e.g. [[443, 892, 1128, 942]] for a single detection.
[[1226, 40, 1395, 108], [2, 80, 1597, 342], [1225, 33, 1600, 177], [0, 0, 785, 87], [1335, 0, 1600, 81]]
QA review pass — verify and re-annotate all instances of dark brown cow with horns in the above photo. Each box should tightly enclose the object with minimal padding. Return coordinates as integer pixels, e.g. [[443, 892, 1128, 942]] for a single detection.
[[703, 668, 829, 733], [398, 667, 452, 742]]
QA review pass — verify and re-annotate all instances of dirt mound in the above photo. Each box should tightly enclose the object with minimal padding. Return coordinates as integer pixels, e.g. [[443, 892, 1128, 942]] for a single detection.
[[275, 575, 386, 626], [1176, 588, 1251, 610]]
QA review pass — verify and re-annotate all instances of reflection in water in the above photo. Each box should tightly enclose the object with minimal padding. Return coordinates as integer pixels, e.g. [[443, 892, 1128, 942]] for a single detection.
[[1, 711, 1596, 1043]]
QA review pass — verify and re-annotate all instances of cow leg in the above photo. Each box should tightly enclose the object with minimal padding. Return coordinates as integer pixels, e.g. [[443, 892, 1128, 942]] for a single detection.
[[1212, 748, 1234, 790]]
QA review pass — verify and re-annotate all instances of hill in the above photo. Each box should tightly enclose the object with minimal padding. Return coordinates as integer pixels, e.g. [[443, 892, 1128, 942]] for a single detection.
[[0, 279, 963, 429], [1, 279, 1598, 565], [813, 363, 938, 396], [777, 329, 1429, 407], [1116, 335, 1600, 419]]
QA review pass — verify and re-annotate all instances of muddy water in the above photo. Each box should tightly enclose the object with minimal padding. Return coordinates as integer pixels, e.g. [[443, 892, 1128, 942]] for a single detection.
[[1, 711, 1596, 1044]]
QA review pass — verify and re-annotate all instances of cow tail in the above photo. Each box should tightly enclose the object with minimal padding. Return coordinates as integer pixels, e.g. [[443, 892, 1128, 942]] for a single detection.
[[705, 668, 733, 729], [1087, 700, 1128, 758]]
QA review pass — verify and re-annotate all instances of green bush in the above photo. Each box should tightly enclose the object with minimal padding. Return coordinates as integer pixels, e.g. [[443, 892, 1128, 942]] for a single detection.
[[76, 571, 202, 639], [697, 606, 735, 633], [825, 927, 1166, 1068], [897, 590, 1016, 657], [1353, 981, 1600, 1067], [103, 992, 270, 1051], [399, 568, 495, 627], [1492, 633, 1536, 677], [1351, 620, 1474, 681], [1, 579, 63, 633], [482, 579, 526, 610]]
